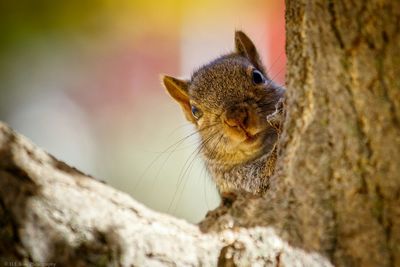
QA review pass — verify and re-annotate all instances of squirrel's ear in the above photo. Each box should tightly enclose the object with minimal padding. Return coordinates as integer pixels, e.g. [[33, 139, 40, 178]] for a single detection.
[[235, 31, 264, 71], [162, 75, 195, 123]]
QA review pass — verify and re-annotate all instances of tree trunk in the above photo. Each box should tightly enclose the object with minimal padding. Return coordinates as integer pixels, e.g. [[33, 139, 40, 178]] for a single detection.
[[0, 1, 399, 267], [282, 1, 400, 266]]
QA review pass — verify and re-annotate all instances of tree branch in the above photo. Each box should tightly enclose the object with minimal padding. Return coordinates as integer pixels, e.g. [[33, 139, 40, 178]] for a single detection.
[[0, 122, 331, 266]]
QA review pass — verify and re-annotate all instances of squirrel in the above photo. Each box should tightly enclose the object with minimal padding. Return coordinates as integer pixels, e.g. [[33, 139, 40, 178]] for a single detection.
[[162, 31, 285, 202]]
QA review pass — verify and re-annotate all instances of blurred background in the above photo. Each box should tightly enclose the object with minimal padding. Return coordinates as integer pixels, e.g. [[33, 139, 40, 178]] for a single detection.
[[0, 0, 285, 223]]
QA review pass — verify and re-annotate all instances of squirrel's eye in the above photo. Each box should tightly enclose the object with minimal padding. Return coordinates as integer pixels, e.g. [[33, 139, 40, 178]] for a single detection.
[[191, 105, 203, 120], [252, 69, 265, 84]]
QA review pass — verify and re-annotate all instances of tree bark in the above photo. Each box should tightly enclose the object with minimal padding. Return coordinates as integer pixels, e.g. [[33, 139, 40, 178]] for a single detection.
[[282, 1, 400, 266], [1, 1, 399, 266]]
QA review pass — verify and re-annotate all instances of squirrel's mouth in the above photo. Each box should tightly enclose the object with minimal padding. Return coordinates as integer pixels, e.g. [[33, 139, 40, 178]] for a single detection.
[[242, 130, 264, 145], [222, 119, 265, 148]]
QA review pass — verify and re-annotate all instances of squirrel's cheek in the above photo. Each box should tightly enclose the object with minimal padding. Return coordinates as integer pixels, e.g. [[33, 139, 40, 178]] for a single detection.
[[195, 119, 205, 128], [222, 126, 247, 143]]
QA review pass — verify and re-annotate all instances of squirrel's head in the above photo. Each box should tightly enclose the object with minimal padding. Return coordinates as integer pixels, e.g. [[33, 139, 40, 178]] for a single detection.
[[162, 31, 284, 168]]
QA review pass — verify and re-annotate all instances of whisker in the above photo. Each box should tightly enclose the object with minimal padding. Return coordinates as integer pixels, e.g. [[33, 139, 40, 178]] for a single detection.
[[165, 123, 193, 139], [133, 123, 219, 191], [202, 162, 210, 210], [168, 131, 219, 212], [178, 135, 223, 213], [265, 50, 285, 76], [133, 131, 197, 191], [168, 135, 213, 213], [172, 131, 223, 213], [265, 64, 286, 88]]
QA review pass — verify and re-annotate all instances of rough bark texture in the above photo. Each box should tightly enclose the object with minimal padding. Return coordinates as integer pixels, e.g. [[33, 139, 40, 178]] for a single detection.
[[1, 1, 399, 266], [282, 1, 400, 266], [0, 122, 331, 266], [202, 1, 400, 267]]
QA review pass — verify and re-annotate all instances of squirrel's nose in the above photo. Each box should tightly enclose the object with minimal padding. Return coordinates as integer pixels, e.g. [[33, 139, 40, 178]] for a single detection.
[[223, 106, 249, 129]]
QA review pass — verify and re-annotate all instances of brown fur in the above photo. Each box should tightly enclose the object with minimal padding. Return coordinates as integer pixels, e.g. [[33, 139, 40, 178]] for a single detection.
[[163, 31, 285, 198]]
